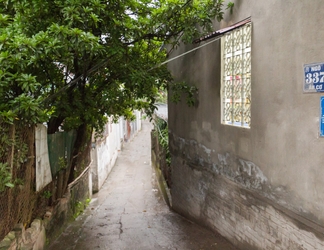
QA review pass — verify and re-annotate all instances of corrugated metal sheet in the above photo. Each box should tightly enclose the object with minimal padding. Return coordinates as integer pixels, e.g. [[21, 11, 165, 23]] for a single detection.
[[194, 17, 251, 43]]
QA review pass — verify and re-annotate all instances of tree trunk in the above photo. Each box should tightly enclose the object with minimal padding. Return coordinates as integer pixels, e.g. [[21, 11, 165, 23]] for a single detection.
[[61, 123, 91, 193], [47, 115, 64, 134]]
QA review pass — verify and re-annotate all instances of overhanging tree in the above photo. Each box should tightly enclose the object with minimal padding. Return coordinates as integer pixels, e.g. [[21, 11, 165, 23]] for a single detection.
[[0, 0, 233, 184]]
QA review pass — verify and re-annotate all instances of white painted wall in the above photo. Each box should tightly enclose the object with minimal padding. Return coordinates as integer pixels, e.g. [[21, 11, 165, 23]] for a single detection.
[[91, 113, 141, 192], [35, 124, 52, 191], [135, 110, 142, 132], [91, 121, 120, 192]]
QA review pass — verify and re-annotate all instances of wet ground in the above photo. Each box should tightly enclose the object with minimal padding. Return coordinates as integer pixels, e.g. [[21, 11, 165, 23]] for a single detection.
[[46, 120, 237, 250]]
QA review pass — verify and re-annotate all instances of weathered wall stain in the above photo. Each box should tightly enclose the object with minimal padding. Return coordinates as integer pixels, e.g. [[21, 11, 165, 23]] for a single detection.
[[170, 132, 324, 228], [170, 133, 324, 249], [171, 133, 270, 192]]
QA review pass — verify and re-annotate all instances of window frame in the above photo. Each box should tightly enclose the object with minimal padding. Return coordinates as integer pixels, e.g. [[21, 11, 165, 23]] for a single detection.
[[220, 22, 252, 129]]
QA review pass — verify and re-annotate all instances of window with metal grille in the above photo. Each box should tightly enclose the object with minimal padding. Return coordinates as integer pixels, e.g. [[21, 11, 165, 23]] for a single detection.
[[221, 22, 251, 128]]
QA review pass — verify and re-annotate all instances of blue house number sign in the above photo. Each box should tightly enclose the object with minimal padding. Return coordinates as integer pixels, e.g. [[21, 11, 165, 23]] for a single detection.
[[304, 62, 324, 92], [320, 97, 324, 137]]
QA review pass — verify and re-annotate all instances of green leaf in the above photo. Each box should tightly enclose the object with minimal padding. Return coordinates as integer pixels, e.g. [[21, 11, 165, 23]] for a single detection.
[[5, 182, 14, 188]]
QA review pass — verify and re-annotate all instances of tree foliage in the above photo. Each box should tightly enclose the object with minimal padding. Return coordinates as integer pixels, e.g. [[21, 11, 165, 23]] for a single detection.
[[0, 0, 234, 190], [0, 0, 233, 133]]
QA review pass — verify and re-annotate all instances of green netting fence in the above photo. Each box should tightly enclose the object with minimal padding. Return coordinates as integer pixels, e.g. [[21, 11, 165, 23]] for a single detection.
[[47, 130, 76, 177]]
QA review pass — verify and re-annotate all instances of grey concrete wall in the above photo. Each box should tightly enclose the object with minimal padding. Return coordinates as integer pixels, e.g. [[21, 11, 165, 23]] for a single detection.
[[168, 1, 324, 249], [0, 220, 46, 250], [0, 166, 91, 250], [151, 130, 172, 207]]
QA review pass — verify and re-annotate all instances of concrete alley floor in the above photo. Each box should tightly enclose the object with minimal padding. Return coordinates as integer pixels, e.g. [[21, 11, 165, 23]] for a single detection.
[[46, 120, 238, 250]]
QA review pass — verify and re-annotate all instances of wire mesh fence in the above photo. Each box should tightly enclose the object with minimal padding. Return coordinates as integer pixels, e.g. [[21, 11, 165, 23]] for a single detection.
[[0, 122, 49, 240], [0, 121, 91, 240]]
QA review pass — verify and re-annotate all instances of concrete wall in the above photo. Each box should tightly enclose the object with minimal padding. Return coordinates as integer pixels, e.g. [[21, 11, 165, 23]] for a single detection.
[[0, 166, 92, 250], [91, 118, 122, 193], [151, 129, 172, 207], [91, 113, 142, 193], [168, 1, 324, 249], [0, 220, 46, 250], [35, 124, 52, 191]]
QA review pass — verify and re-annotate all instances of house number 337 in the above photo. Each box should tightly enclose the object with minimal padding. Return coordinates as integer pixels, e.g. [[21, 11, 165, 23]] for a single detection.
[[305, 72, 324, 84]]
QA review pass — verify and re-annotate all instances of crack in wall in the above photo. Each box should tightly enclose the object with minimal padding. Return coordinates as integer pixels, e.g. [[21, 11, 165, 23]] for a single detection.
[[119, 220, 123, 236], [118, 208, 125, 238]]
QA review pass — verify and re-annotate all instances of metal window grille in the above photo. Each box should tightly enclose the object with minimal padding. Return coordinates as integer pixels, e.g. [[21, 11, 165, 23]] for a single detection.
[[221, 23, 251, 128]]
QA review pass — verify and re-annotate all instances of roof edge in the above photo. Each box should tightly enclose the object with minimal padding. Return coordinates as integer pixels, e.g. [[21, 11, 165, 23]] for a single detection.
[[193, 17, 251, 44]]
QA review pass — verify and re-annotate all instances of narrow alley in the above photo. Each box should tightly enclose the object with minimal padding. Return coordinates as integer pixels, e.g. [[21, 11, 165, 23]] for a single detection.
[[46, 120, 237, 250]]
